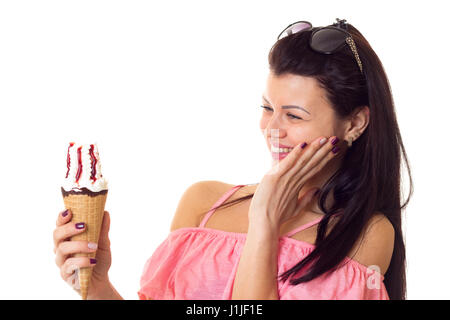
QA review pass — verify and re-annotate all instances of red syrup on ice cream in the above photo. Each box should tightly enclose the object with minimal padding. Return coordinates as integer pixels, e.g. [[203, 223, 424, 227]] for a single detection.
[[65, 142, 74, 178], [66, 143, 103, 186], [89, 144, 97, 182], [75, 146, 83, 183]]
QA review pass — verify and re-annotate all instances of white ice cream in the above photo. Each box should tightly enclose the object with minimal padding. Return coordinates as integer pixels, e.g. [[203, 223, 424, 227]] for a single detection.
[[62, 142, 108, 192]]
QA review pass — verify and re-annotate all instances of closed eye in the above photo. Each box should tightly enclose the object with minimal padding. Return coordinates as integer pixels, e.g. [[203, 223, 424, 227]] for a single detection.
[[260, 105, 303, 120]]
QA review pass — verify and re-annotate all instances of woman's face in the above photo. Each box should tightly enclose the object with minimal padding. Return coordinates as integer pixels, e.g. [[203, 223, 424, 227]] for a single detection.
[[260, 72, 345, 162]]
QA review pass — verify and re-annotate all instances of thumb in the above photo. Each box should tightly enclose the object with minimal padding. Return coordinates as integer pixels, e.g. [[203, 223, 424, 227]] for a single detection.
[[296, 188, 320, 210]]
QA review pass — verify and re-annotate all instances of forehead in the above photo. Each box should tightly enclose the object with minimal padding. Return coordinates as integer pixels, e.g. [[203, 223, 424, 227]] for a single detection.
[[264, 72, 330, 108]]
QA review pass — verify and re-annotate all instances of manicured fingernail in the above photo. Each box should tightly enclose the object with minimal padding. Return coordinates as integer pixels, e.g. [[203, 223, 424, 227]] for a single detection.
[[300, 142, 307, 149], [75, 222, 85, 229], [319, 138, 327, 145], [331, 137, 339, 145], [90, 258, 97, 264], [332, 146, 340, 154], [62, 209, 69, 217], [88, 242, 98, 250]]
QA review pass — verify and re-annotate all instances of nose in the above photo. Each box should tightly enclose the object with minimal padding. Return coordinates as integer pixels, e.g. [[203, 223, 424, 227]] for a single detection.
[[263, 114, 286, 140]]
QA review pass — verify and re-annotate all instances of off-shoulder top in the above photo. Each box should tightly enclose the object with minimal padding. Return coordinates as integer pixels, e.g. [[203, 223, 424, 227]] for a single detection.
[[138, 184, 389, 300]]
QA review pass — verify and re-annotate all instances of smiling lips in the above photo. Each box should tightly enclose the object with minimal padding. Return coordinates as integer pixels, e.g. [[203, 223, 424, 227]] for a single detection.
[[271, 145, 294, 153], [270, 141, 294, 148], [270, 141, 294, 152], [268, 140, 295, 160], [270, 143, 294, 161]]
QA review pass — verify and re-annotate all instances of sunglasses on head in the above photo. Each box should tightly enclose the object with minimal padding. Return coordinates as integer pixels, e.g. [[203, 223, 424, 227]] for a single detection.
[[277, 18, 364, 74]]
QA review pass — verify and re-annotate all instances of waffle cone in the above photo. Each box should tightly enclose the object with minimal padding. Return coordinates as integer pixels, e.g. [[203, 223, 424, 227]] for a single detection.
[[62, 192, 107, 300]]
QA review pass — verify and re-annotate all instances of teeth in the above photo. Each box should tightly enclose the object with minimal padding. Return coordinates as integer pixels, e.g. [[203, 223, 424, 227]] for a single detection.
[[271, 146, 294, 153]]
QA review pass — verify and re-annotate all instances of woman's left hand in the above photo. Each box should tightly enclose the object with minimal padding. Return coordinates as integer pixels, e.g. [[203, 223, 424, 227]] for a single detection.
[[248, 135, 341, 231]]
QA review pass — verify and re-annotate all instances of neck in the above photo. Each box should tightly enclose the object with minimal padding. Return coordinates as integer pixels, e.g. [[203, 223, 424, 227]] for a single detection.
[[298, 153, 343, 215]]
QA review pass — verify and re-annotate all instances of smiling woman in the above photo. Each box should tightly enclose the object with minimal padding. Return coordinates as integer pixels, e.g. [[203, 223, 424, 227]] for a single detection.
[[135, 19, 412, 301], [238, 19, 411, 300], [65, 18, 412, 301]]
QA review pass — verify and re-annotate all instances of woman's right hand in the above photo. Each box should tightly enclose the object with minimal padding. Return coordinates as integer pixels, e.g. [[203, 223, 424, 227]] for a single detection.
[[53, 209, 112, 299]]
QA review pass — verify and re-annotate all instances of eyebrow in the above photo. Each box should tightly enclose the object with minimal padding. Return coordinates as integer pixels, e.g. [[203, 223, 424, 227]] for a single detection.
[[262, 96, 311, 115]]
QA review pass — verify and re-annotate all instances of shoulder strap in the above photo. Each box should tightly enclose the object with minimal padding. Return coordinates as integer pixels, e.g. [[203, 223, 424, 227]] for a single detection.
[[283, 212, 343, 238], [283, 216, 325, 238], [199, 184, 247, 228]]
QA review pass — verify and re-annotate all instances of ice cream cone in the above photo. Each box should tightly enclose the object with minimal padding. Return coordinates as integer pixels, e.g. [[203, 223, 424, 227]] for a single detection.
[[62, 192, 107, 300], [61, 142, 108, 299]]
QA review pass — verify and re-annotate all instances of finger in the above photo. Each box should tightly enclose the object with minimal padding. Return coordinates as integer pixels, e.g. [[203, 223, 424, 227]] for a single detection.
[[311, 137, 341, 175], [53, 221, 86, 254], [56, 209, 72, 227], [271, 136, 327, 180], [266, 140, 309, 177], [61, 256, 97, 279], [299, 136, 330, 166], [63, 265, 82, 292], [66, 269, 81, 290], [61, 263, 78, 282], [55, 240, 98, 267], [292, 136, 337, 182]]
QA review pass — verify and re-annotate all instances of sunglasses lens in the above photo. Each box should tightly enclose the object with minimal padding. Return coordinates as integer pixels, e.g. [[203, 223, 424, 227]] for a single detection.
[[290, 22, 311, 34], [279, 22, 311, 39], [310, 28, 346, 53]]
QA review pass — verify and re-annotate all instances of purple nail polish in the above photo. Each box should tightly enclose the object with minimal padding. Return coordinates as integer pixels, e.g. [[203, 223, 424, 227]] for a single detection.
[[332, 146, 340, 154], [331, 137, 339, 145], [62, 209, 69, 217], [75, 222, 85, 229], [300, 142, 307, 149], [90, 258, 97, 264]]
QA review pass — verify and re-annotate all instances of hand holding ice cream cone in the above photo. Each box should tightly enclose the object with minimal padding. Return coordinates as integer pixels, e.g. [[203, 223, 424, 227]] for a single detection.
[[54, 208, 112, 299], [56, 142, 110, 299]]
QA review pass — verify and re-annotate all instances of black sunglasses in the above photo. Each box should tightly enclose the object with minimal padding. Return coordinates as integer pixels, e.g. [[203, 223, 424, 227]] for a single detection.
[[277, 18, 363, 74]]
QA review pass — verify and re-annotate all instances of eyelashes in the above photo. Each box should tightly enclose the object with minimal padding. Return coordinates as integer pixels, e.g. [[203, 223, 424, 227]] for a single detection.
[[260, 105, 303, 120]]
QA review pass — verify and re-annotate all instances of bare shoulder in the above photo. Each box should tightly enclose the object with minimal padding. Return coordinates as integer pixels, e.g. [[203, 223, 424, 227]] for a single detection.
[[169, 180, 239, 232], [348, 212, 395, 275]]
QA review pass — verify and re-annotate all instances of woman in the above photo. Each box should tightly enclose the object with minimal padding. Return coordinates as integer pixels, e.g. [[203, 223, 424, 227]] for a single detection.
[[53, 18, 412, 300]]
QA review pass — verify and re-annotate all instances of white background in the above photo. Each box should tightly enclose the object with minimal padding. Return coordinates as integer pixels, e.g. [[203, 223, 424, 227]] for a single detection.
[[0, 0, 448, 300]]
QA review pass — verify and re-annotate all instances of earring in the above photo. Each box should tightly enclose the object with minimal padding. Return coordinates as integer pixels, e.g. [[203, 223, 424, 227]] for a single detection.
[[347, 134, 360, 147]]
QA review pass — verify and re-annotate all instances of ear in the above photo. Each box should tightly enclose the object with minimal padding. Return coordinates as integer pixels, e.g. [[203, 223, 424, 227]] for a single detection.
[[345, 105, 370, 140]]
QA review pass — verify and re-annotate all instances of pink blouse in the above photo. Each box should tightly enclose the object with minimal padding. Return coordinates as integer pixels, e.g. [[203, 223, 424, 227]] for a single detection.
[[138, 184, 390, 300]]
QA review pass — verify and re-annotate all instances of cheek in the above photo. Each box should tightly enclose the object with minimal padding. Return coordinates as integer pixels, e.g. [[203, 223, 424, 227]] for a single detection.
[[259, 117, 268, 130], [289, 127, 313, 141]]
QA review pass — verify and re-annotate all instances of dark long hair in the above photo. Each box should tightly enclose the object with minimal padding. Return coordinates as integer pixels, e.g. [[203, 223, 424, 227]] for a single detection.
[[200, 23, 412, 300]]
